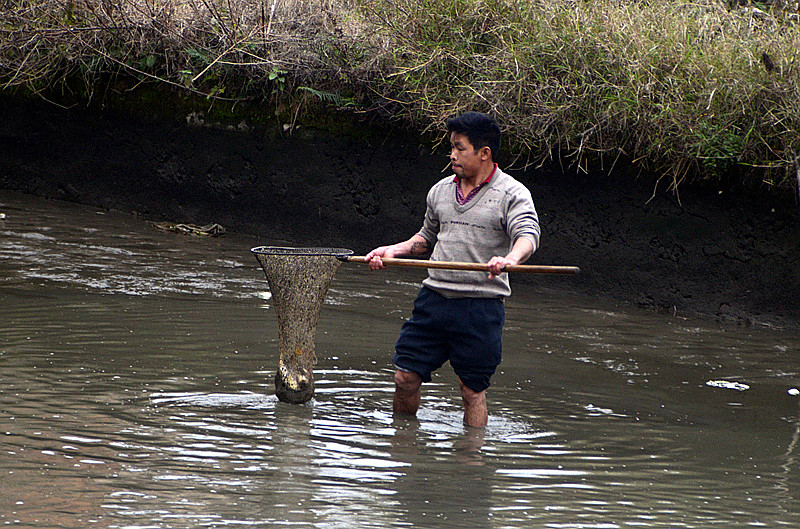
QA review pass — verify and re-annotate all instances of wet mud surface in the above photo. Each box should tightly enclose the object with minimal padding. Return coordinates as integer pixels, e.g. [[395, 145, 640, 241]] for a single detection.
[[2, 95, 799, 329]]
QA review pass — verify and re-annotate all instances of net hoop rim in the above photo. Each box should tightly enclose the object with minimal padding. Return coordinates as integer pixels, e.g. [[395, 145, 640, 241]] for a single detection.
[[251, 246, 354, 257]]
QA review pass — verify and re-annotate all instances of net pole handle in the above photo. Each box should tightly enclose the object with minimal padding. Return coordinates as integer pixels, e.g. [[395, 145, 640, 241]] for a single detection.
[[342, 256, 580, 275]]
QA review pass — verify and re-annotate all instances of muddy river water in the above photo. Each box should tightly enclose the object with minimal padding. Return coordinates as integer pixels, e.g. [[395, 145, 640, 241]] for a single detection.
[[1, 189, 799, 528]]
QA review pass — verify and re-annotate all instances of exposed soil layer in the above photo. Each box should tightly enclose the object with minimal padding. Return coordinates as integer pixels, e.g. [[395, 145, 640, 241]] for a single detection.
[[2, 95, 799, 330]]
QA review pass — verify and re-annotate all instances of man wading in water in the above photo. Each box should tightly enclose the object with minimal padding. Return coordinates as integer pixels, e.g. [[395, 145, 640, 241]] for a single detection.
[[366, 112, 540, 427]]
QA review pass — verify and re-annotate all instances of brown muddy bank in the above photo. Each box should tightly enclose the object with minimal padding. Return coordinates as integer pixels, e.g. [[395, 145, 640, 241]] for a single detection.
[[2, 95, 799, 330]]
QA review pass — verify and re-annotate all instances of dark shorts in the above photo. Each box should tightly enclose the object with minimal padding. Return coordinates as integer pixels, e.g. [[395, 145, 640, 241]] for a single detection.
[[393, 286, 505, 393]]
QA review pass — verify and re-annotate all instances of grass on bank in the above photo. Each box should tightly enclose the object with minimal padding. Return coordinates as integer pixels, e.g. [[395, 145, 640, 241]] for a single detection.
[[1, 0, 799, 195]]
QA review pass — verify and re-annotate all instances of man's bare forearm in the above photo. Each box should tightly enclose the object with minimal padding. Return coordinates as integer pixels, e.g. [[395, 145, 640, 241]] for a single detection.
[[405, 235, 431, 256], [365, 234, 431, 270]]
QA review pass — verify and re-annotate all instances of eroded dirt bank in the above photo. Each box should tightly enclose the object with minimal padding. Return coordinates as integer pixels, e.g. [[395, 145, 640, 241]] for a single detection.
[[2, 96, 799, 329]]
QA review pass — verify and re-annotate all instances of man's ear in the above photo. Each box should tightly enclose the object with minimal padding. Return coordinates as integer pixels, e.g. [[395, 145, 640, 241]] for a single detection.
[[480, 146, 492, 161]]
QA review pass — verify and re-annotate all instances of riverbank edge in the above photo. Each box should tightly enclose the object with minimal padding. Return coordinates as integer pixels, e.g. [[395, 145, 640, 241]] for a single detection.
[[2, 95, 800, 330]]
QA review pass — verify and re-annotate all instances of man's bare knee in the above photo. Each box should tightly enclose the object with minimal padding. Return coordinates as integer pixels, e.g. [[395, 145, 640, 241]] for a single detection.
[[393, 369, 422, 416], [459, 379, 482, 401], [459, 378, 488, 427], [395, 369, 422, 393]]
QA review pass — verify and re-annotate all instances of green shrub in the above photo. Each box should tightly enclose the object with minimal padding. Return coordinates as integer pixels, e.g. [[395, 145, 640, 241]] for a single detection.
[[1, 0, 798, 192], [361, 0, 800, 190]]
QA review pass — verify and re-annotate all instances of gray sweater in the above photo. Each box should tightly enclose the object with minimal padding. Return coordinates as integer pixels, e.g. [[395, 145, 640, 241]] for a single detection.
[[418, 167, 540, 298]]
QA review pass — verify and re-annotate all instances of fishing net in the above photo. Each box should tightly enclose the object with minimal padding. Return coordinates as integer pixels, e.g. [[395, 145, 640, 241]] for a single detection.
[[251, 246, 353, 403]]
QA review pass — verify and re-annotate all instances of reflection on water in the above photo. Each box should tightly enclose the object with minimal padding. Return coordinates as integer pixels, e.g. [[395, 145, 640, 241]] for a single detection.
[[1, 190, 799, 528]]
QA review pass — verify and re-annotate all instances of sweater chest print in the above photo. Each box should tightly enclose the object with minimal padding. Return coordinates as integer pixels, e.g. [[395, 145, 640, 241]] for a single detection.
[[439, 208, 506, 234]]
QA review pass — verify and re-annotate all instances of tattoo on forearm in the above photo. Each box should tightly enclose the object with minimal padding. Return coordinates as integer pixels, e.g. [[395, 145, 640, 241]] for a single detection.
[[410, 240, 430, 255]]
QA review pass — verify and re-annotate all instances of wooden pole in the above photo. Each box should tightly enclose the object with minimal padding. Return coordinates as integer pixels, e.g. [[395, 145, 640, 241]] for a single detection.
[[342, 256, 580, 275]]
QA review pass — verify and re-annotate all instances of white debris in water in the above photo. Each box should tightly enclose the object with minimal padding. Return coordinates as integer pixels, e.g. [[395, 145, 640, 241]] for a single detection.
[[788, 388, 800, 396], [585, 403, 614, 415], [705, 380, 750, 391]]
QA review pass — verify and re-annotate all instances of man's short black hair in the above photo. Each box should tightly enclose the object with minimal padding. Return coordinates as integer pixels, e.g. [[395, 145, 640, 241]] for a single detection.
[[446, 112, 501, 159]]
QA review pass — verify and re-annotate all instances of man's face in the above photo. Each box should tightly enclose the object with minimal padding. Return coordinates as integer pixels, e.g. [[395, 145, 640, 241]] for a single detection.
[[449, 132, 488, 179]]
